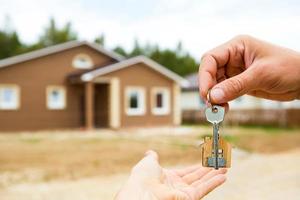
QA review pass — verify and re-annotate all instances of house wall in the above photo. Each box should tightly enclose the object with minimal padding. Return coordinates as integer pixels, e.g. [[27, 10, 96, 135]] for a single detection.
[[0, 45, 116, 131], [181, 91, 205, 110], [100, 63, 175, 127]]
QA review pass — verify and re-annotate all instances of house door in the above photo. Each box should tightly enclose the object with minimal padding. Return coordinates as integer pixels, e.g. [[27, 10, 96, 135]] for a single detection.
[[94, 83, 109, 128], [79, 94, 85, 127]]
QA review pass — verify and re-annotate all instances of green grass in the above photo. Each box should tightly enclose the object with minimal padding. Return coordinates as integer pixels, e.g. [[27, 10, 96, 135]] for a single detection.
[[19, 137, 42, 144], [223, 135, 239, 143]]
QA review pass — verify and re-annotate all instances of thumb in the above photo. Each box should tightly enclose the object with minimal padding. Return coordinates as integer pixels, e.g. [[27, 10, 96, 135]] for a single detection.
[[210, 68, 257, 104]]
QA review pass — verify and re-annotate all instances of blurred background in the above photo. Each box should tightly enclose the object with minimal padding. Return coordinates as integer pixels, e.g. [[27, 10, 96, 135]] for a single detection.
[[0, 0, 299, 199]]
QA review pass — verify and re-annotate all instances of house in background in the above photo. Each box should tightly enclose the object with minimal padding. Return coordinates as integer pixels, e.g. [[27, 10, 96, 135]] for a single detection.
[[0, 41, 187, 131], [181, 73, 205, 110]]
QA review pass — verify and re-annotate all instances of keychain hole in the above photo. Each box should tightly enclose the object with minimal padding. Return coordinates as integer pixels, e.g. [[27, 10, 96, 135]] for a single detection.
[[212, 107, 218, 113]]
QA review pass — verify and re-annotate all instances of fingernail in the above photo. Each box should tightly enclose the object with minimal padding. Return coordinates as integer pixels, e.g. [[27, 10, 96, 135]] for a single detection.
[[210, 88, 225, 103]]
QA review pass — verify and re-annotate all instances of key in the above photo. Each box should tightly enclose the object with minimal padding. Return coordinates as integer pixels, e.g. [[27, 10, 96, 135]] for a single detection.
[[201, 105, 232, 169], [205, 105, 225, 124], [205, 105, 225, 169]]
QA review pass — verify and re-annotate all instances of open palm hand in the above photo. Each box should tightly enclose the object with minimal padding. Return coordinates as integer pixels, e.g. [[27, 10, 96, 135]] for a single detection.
[[116, 151, 227, 200]]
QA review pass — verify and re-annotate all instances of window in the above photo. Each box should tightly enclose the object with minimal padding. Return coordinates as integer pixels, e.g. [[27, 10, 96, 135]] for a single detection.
[[0, 85, 20, 110], [47, 86, 66, 110], [151, 87, 170, 115], [125, 87, 146, 116], [72, 54, 94, 69]]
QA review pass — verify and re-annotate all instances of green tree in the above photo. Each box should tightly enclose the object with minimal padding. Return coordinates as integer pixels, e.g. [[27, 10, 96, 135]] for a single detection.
[[113, 46, 128, 57], [129, 39, 144, 57], [114, 40, 198, 76], [94, 33, 105, 46], [0, 17, 23, 59], [37, 18, 77, 48], [0, 17, 198, 76]]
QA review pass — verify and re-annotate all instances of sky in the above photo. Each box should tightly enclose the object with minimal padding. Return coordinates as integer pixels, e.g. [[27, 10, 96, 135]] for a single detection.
[[0, 0, 300, 58]]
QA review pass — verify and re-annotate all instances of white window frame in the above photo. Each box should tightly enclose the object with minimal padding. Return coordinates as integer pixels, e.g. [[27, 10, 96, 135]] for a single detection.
[[0, 84, 20, 110], [72, 53, 94, 69], [125, 87, 146, 116], [46, 86, 67, 110], [151, 87, 170, 115]]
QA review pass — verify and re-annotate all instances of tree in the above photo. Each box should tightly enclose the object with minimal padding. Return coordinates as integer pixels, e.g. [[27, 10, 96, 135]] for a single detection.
[[0, 17, 23, 59], [129, 39, 144, 57], [94, 33, 105, 46], [113, 40, 198, 76], [113, 46, 128, 57], [37, 18, 77, 48], [0, 17, 198, 76]]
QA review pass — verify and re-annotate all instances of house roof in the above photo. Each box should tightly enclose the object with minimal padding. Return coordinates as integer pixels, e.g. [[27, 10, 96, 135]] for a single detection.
[[0, 40, 124, 68], [183, 73, 199, 91], [80, 55, 189, 86]]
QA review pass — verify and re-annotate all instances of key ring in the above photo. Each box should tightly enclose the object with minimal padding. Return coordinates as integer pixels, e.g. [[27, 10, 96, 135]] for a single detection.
[[206, 90, 211, 105], [207, 90, 218, 113]]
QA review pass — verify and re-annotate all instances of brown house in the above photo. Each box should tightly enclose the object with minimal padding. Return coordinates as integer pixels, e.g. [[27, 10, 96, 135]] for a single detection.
[[0, 41, 187, 131]]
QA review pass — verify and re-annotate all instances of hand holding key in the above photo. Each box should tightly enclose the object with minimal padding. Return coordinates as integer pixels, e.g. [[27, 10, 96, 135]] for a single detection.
[[199, 35, 300, 170], [199, 35, 300, 105]]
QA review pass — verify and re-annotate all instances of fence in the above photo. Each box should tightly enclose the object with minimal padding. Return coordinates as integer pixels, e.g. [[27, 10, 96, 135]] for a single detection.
[[182, 109, 300, 127]]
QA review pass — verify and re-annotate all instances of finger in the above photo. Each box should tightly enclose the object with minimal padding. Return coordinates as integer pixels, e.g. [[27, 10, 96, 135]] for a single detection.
[[173, 164, 202, 177], [198, 59, 216, 101], [210, 67, 258, 104], [145, 150, 159, 161], [195, 174, 226, 199], [248, 90, 299, 101], [199, 42, 232, 100], [216, 67, 226, 81], [191, 168, 227, 187], [182, 167, 212, 185], [217, 75, 226, 83]]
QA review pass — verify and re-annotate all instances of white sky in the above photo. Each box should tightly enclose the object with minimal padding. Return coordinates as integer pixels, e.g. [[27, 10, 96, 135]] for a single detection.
[[0, 0, 300, 58]]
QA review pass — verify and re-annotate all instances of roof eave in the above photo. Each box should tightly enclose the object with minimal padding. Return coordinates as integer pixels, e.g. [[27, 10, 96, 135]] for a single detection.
[[80, 55, 189, 86], [0, 40, 124, 69]]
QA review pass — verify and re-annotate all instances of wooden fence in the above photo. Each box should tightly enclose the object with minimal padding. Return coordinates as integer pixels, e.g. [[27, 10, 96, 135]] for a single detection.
[[182, 109, 300, 127]]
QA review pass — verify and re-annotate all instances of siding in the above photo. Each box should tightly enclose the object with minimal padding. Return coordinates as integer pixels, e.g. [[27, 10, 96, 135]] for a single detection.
[[100, 63, 175, 127]]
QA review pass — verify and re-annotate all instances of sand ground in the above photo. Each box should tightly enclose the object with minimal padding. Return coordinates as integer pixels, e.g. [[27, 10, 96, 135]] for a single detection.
[[1, 148, 299, 200]]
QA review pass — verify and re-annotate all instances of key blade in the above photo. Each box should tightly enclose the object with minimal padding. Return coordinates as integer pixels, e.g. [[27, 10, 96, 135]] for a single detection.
[[205, 105, 225, 124], [213, 122, 219, 169]]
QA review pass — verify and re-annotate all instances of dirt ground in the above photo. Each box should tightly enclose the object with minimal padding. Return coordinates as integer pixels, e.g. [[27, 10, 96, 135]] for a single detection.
[[0, 126, 300, 200], [1, 149, 299, 200]]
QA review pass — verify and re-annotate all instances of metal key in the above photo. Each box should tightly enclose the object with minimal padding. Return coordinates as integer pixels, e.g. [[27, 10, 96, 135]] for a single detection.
[[205, 105, 225, 169], [200, 93, 231, 169], [205, 105, 225, 124]]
